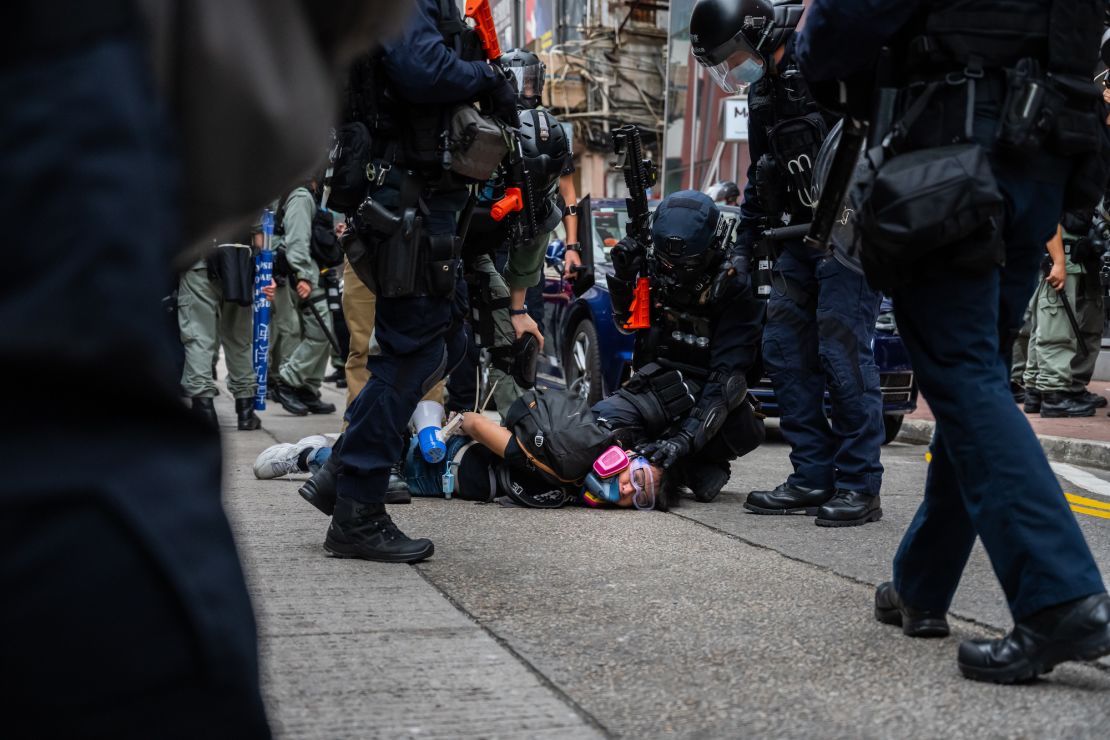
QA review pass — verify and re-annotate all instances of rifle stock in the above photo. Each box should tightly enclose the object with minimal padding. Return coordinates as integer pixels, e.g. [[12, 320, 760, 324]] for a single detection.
[[464, 0, 501, 61]]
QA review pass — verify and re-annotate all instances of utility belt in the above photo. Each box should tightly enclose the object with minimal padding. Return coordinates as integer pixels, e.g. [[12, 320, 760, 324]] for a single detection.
[[344, 168, 463, 300]]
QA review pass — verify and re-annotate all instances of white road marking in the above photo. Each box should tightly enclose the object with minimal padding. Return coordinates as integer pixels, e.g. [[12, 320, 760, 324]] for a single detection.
[[1050, 462, 1110, 500]]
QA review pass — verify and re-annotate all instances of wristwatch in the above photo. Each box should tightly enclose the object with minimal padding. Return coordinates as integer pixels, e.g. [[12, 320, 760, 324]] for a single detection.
[[565, 243, 582, 254], [509, 306, 530, 316], [564, 204, 579, 217]]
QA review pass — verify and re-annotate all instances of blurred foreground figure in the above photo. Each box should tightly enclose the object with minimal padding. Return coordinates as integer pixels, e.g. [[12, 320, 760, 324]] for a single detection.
[[0, 1, 410, 736], [796, 0, 1110, 683]]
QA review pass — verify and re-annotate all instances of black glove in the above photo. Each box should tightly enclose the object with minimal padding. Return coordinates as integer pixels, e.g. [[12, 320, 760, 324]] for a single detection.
[[488, 71, 521, 128], [610, 236, 645, 281], [709, 251, 750, 304], [637, 432, 692, 470]]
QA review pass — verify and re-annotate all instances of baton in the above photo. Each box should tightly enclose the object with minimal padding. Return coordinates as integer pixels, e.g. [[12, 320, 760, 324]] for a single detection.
[[252, 209, 276, 411], [302, 294, 344, 358], [1056, 287, 1091, 360]]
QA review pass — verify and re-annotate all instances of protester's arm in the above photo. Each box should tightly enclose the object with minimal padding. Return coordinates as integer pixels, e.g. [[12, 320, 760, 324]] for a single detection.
[[460, 412, 512, 457]]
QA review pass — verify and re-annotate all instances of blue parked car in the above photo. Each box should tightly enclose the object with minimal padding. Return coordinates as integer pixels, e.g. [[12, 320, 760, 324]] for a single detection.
[[537, 198, 917, 444]]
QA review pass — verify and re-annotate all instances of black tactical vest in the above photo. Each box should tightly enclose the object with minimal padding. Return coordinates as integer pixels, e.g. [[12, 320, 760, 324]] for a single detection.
[[908, 0, 1102, 76], [747, 61, 829, 226], [344, 0, 485, 169]]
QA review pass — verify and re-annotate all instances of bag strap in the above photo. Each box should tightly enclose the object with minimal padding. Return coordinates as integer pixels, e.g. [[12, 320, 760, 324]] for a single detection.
[[885, 71, 978, 155]]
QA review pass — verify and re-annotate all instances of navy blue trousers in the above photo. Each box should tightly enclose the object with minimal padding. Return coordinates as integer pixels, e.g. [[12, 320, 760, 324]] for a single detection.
[[337, 208, 469, 504], [1, 38, 268, 737], [762, 246, 885, 494], [891, 174, 1105, 620]]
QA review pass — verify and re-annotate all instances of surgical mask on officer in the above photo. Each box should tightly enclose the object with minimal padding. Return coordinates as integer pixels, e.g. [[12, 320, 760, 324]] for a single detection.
[[706, 50, 766, 92]]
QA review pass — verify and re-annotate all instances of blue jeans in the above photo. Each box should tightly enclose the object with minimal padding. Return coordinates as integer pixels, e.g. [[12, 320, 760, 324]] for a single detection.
[[762, 245, 885, 494], [891, 174, 1105, 620]]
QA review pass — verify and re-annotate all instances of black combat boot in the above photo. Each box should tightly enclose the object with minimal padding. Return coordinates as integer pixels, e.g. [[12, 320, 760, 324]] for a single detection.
[[744, 482, 832, 515], [958, 593, 1110, 684], [324, 497, 434, 563], [300, 450, 340, 514], [235, 397, 261, 430], [191, 396, 219, 429], [1023, 387, 1042, 414], [874, 582, 950, 638], [387, 463, 413, 504], [270, 380, 309, 416], [815, 489, 883, 527], [1040, 391, 1097, 418], [296, 387, 337, 415], [1077, 389, 1108, 408], [686, 461, 731, 503]]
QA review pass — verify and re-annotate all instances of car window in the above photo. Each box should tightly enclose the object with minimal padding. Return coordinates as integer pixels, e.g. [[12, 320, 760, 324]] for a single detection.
[[591, 208, 628, 265]]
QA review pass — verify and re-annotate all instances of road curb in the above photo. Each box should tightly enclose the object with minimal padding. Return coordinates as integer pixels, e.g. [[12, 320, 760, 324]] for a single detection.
[[897, 418, 1110, 471]]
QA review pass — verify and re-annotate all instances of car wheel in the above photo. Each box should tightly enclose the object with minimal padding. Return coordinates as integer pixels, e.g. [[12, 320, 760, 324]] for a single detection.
[[882, 414, 904, 445], [564, 318, 603, 406]]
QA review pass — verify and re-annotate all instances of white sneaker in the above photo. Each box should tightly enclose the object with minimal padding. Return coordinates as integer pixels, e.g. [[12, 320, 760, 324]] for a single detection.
[[253, 435, 329, 480]]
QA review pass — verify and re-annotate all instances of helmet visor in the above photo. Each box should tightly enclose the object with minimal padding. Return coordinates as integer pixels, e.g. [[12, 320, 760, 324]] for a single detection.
[[706, 48, 765, 93], [508, 65, 544, 101]]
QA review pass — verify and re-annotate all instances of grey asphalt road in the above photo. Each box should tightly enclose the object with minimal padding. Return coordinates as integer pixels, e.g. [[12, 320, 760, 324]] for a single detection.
[[223, 387, 1110, 739]]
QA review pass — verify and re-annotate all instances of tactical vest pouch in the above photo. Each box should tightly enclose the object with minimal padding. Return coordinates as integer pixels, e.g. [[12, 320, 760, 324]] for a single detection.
[[504, 388, 615, 486], [326, 123, 372, 213], [768, 113, 827, 211], [447, 105, 509, 182], [855, 82, 1004, 289], [425, 233, 460, 298], [207, 244, 255, 307]]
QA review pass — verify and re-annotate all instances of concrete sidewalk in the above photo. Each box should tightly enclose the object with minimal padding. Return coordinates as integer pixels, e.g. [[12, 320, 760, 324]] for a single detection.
[[215, 381, 1110, 738], [898, 383, 1110, 470], [219, 387, 602, 739]]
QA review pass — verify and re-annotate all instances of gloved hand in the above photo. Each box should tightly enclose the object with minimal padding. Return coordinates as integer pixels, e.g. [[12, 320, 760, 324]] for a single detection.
[[488, 70, 521, 128], [637, 432, 692, 470], [709, 250, 750, 303], [610, 236, 645, 281]]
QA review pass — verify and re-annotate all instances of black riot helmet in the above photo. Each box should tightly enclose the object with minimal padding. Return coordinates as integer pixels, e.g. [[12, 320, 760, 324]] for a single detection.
[[501, 48, 546, 109], [650, 191, 726, 289], [716, 181, 740, 205], [690, 0, 805, 92], [518, 108, 570, 226]]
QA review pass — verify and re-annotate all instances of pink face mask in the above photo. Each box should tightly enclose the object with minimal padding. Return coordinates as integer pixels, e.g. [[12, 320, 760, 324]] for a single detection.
[[592, 446, 630, 479]]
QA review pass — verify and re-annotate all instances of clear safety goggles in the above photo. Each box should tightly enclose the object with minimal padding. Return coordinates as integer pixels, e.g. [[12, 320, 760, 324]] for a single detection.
[[694, 29, 767, 93], [629, 457, 656, 511]]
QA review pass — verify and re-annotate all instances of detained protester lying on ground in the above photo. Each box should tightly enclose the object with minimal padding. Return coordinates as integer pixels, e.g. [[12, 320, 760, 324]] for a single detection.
[[261, 370, 764, 511]]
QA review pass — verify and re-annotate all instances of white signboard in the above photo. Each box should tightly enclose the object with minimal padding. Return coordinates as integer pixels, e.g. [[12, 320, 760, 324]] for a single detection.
[[723, 96, 749, 142]]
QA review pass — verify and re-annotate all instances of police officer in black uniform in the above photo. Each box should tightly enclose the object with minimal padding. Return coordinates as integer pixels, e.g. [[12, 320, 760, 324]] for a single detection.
[[321, 0, 519, 563], [795, 0, 1110, 682], [608, 190, 765, 501], [691, 0, 887, 528]]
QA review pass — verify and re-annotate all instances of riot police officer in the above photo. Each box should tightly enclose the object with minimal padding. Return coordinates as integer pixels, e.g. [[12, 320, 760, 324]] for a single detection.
[[608, 190, 765, 501], [320, 0, 519, 564], [447, 104, 569, 416], [796, 0, 1110, 682], [691, 0, 886, 527]]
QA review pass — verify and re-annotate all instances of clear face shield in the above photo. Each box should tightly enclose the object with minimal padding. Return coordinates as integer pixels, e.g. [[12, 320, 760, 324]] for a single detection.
[[695, 31, 767, 93], [508, 64, 544, 103]]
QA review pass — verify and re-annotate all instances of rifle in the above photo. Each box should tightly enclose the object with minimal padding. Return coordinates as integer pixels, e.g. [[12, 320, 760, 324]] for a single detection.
[[611, 125, 658, 330], [465, 0, 501, 62], [612, 124, 657, 247]]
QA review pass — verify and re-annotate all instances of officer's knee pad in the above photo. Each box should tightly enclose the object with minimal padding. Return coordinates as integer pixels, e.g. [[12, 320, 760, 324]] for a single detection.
[[700, 401, 765, 461]]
